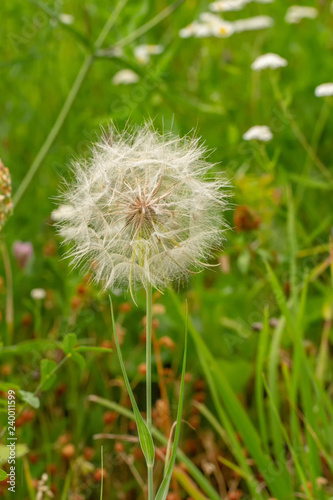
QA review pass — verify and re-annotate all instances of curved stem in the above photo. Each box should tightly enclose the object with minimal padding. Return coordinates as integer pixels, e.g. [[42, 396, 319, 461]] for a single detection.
[[146, 284, 154, 499], [13, 0, 129, 208], [270, 73, 332, 181]]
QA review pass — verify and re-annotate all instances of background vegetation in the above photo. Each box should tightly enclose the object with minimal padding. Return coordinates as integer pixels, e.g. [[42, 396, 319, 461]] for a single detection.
[[1, 0, 333, 498]]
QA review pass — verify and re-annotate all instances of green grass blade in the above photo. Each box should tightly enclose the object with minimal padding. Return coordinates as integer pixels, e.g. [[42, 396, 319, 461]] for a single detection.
[[170, 292, 291, 500], [263, 377, 312, 499], [255, 307, 270, 454], [110, 297, 155, 468]]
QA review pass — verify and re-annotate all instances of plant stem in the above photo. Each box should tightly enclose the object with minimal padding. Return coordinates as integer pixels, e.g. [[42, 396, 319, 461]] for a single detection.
[[270, 73, 332, 181], [13, 0, 129, 208], [1, 241, 14, 345], [146, 284, 154, 499]]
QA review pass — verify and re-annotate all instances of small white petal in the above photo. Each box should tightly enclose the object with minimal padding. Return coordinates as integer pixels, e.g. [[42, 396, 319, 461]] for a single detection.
[[31, 288, 46, 300], [285, 6, 318, 24], [112, 69, 139, 85], [233, 15, 274, 33], [243, 125, 273, 142], [315, 83, 333, 98], [251, 52, 288, 71]]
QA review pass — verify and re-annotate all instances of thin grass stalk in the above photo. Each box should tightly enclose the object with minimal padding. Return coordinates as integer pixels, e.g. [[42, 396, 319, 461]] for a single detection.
[[0, 241, 14, 344]]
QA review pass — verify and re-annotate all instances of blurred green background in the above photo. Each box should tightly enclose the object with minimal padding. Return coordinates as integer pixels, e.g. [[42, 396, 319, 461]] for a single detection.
[[1, 0, 333, 499]]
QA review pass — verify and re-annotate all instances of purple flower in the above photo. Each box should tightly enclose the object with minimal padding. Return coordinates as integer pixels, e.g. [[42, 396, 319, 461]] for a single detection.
[[12, 241, 34, 269]]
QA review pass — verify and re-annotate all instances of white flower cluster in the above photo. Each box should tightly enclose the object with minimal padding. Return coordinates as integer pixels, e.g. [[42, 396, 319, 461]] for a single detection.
[[210, 0, 273, 12], [179, 13, 234, 38], [179, 12, 274, 38], [315, 83, 333, 98], [243, 126, 273, 142], [251, 53, 288, 71], [57, 124, 229, 291], [285, 6, 318, 24]]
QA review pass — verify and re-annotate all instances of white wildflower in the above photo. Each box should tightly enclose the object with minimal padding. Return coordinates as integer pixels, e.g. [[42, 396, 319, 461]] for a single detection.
[[209, 0, 248, 12], [243, 125, 273, 142], [315, 83, 333, 98], [179, 13, 234, 38], [31, 288, 47, 300], [59, 14, 74, 25], [51, 204, 73, 222], [36, 473, 53, 500], [57, 124, 229, 291], [179, 22, 211, 38], [112, 69, 139, 85], [285, 6, 318, 24], [134, 44, 164, 65], [251, 53, 288, 71], [233, 15, 274, 33]]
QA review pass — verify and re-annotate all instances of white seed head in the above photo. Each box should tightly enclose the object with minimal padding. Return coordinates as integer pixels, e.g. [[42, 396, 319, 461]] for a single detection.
[[243, 125, 273, 142], [251, 53, 288, 71], [57, 124, 229, 292], [315, 83, 333, 98]]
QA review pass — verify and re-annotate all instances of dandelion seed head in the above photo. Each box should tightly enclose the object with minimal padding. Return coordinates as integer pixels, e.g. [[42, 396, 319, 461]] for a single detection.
[[243, 125, 273, 142], [251, 53, 288, 71], [315, 83, 333, 98], [57, 124, 229, 292]]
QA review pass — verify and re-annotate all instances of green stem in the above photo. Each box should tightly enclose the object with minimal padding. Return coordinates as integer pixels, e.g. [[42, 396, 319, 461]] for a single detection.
[[13, 0, 129, 208], [0, 241, 14, 345], [146, 284, 153, 500], [270, 73, 332, 181]]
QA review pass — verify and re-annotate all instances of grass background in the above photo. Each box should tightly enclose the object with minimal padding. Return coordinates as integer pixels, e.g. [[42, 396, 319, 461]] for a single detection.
[[1, 0, 333, 499]]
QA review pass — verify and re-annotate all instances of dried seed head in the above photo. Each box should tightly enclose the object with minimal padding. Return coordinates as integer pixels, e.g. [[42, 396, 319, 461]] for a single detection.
[[57, 123, 229, 292], [0, 159, 13, 231]]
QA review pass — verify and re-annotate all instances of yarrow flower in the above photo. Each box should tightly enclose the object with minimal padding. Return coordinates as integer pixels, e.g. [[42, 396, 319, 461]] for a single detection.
[[251, 53, 288, 71], [179, 13, 234, 38], [285, 6, 318, 24], [134, 44, 164, 65], [112, 69, 139, 85], [57, 124, 229, 292], [31, 288, 46, 300], [209, 0, 273, 12], [233, 15, 274, 33], [209, 0, 248, 12], [314, 83, 333, 98], [243, 125, 273, 142], [0, 159, 13, 231]]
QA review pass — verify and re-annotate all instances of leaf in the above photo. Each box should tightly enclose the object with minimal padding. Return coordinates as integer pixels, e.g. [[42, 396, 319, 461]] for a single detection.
[[89, 396, 221, 500], [62, 333, 77, 354], [72, 352, 86, 372], [0, 469, 7, 481], [0, 444, 29, 466], [75, 346, 112, 353], [19, 390, 40, 409], [40, 359, 57, 391], [155, 305, 188, 500], [110, 297, 155, 468], [170, 291, 289, 500]]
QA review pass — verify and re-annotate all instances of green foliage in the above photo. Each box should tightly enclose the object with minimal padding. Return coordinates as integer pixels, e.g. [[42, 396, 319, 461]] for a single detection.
[[1, 0, 333, 498]]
